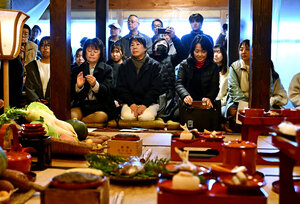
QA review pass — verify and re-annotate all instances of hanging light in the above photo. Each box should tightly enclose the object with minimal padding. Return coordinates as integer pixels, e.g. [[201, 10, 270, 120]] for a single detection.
[[0, 9, 29, 110]]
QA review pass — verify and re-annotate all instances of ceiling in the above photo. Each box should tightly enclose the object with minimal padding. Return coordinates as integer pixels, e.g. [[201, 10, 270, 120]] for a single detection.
[[12, 0, 228, 12]]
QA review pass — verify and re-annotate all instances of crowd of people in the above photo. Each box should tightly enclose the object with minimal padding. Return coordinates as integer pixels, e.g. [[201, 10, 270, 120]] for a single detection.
[[0, 13, 299, 132]]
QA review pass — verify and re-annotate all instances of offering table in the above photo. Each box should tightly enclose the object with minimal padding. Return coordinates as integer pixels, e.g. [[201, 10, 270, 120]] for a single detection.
[[272, 126, 300, 204], [18, 131, 300, 204], [238, 109, 300, 164]]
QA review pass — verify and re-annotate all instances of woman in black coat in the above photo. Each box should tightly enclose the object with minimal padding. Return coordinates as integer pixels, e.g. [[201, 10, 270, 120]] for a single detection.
[[71, 38, 116, 123], [116, 36, 162, 121], [176, 34, 219, 108]]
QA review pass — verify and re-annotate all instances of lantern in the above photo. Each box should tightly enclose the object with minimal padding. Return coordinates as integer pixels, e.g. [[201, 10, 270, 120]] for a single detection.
[[0, 9, 29, 110]]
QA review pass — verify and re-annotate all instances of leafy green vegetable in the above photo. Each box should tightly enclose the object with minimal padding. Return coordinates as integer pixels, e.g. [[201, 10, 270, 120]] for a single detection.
[[0, 106, 27, 127], [27, 102, 54, 116], [0, 102, 53, 128], [0, 102, 77, 138], [86, 153, 169, 179]]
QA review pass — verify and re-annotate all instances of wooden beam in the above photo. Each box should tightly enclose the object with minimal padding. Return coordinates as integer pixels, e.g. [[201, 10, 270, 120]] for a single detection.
[[72, 0, 228, 10], [50, 0, 71, 120], [0, 0, 11, 9], [96, 0, 108, 53], [249, 0, 272, 110], [228, 0, 240, 65]]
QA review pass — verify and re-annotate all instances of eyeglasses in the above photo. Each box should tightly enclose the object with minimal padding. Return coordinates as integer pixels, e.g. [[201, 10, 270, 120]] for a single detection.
[[40, 44, 50, 48]]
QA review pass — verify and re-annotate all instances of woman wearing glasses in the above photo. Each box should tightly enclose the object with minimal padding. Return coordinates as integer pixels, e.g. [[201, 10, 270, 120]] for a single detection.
[[25, 36, 51, 106], [71, 38, 116, 123]]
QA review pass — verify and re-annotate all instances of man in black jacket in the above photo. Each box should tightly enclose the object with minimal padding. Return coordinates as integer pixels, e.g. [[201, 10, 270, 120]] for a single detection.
[[181, 13, 214, 58], [0, 59, 24, 112]]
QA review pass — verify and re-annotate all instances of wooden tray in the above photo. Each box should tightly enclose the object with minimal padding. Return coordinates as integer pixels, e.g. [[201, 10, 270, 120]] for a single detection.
[[51, 137, 93, 156], [157, 179, 267, 204], [170, 135, 223, 162]]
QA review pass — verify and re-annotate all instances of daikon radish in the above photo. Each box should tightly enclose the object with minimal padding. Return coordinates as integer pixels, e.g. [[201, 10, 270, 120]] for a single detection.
[[26, 108, 77, 138], [172, 171, 200, 190]]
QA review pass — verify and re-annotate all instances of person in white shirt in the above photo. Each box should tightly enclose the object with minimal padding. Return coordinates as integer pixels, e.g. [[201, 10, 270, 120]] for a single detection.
[[214, 44, 229, 116], [25, 36, 50, 106]]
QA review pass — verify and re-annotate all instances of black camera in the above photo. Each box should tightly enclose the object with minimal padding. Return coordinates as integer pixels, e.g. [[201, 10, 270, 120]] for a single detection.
[[157, 28, 167, 34]]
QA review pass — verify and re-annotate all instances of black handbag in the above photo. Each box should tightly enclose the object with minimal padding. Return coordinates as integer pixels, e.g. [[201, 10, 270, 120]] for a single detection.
[[179, 100, 221, 131], [157, 94, 178, 121]]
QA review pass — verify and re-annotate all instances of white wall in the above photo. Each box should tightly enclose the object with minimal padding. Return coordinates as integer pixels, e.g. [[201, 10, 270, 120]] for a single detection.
[[271, 0, 300, 106]]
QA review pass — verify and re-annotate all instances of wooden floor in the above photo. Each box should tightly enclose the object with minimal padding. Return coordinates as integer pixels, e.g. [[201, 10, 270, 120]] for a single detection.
[[24, 131, 300, 204]]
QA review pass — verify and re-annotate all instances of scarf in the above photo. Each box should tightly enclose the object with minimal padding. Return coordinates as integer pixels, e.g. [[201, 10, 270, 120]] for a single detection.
[[196, 59, 205, 69], [240, 59, 250, 98], [131, 53, 149, 74]]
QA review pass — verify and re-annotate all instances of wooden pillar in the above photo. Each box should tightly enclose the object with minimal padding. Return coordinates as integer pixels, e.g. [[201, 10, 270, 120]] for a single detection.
[[96, 0, 108, 56], [50, 0, 71, 120], [249, 0, 272, 110], [3, 60, 9, 111], [228, 0, 240, 65]]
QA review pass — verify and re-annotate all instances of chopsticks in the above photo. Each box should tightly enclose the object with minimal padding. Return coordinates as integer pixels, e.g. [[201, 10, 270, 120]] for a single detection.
[[112, 191, 124, 204], [211, 164, 246, 173]]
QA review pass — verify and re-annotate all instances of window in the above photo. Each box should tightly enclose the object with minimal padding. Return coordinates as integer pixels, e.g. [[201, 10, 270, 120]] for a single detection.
[[35, 18, 222, 58], [121, 18, 221, 43]]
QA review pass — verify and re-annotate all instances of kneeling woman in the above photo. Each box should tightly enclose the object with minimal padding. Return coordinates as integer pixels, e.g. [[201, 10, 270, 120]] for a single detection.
[[71, 38, 115, 123], [116, 36, 162, 121], [176, 34, 219, 108]]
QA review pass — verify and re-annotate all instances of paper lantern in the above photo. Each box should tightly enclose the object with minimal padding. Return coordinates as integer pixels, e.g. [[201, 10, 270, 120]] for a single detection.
[[0, 9, 29, 110]]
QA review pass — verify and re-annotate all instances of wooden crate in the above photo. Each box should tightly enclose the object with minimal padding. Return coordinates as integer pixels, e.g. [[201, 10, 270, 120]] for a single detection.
[[41, 178, 109, 204], [107, 138, 143, 157]]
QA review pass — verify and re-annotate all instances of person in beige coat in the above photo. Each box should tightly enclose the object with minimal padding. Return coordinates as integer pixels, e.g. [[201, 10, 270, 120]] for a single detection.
[[288, 72, 300, 108], [18, 24, 38, 73], [270, 62, 288, 109]]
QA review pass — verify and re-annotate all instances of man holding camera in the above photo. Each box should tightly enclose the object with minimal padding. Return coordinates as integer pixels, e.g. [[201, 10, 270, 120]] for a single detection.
[[117, 14, 152, 58], [151, 19, 177, 55], [181, 13, 214, 58], [151, 19, 164, 43]]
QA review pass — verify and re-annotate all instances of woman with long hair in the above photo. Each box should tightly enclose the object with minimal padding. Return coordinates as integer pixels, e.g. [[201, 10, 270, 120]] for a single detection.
[[214, 44, 229, 116], [176, 34, 219, 108], [225, 39, 250, 131]]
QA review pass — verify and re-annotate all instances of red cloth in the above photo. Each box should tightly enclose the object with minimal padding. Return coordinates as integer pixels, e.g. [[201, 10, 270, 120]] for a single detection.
[[196, 60, 205, 69]]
